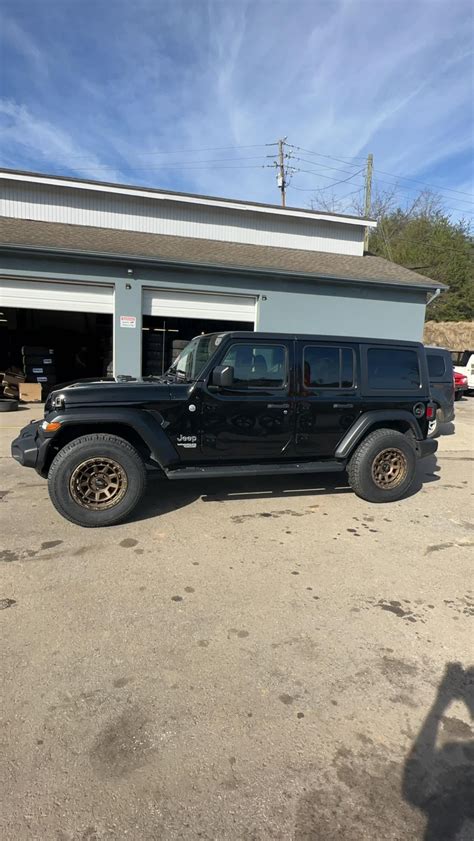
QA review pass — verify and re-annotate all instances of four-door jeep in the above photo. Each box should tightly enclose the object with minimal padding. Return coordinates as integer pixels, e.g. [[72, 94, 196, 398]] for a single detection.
[[12, 331, 438, 527]]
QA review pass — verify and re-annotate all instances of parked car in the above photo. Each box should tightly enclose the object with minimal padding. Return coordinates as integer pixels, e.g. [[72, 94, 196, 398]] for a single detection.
[[425, 346, 455, 437], [454, 370, 468, 400], [12, 332, 437, 527], [452, 350, 474, 392]]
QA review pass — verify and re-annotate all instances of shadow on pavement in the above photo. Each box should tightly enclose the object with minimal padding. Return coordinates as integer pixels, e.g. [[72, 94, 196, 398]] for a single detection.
[[293, 662, 473, 841], [128, 454, 441, 523], [402, 662, 474, 841]]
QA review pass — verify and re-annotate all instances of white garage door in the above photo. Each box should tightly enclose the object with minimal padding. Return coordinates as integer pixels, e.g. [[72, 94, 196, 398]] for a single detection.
[[142, 287, 256, 322], [0, 278, 114, 314]]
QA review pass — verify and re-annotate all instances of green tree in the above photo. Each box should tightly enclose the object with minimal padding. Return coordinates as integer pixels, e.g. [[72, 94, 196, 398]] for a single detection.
[[367, 192, 474, 322], [311, 188, 474, 322]]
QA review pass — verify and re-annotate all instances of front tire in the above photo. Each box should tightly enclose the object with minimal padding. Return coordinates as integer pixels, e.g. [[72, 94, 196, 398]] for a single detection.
[[48, 433, 146, 527], [347, 428, 417, 503]]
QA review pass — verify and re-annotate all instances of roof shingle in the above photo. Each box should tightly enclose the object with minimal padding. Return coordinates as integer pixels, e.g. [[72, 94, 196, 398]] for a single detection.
[[0, 217, 445, 290]]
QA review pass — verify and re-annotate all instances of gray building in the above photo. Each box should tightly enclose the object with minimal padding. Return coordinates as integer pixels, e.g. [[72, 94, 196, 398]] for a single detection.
[[0, 169, 444, 384]]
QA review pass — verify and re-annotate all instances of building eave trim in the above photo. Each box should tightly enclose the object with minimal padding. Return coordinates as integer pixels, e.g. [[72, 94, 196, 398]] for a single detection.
[[0, 242, 447, 293]]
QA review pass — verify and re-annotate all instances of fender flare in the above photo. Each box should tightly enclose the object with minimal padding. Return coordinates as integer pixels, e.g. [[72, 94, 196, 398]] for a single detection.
[[46, 407, 180, 468], [335, 410, 423, 459]]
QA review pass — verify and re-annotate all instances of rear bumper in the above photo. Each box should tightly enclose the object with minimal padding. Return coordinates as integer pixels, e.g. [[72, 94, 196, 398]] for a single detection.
[[417, 438, 438, 459]]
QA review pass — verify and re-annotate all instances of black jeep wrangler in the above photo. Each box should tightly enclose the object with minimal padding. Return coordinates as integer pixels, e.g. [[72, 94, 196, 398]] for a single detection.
[[12, 332, 437, 527]]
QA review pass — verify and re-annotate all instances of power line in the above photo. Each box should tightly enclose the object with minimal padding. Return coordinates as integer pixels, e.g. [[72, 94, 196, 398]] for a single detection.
[[55, 162, 274, 175], [288, 144, 366, 165], [374, 167, 473, 198], [27, 143, 279, 162], [372, 179, 474, 216], [292, 156, 474, 207], [372, 174, 474, 207], [291, 166, 365, 187], [288, 142, 473, 202], [292, 156, 368, 179]]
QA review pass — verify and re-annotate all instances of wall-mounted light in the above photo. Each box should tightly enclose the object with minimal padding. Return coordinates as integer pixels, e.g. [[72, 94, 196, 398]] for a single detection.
[[125, 283, 132, 290]]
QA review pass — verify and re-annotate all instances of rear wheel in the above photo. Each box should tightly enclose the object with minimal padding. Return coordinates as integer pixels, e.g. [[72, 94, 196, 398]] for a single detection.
[[347, 428, 417, 503], [48, 433, 146, 527]]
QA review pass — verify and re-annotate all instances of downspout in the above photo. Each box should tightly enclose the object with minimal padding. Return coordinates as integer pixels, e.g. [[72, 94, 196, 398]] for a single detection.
[[426, 288, 441, 307]]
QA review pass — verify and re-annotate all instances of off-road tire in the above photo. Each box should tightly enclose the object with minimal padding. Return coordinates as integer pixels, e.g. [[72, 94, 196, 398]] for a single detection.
[[347, 428, 417, 503], [48, 433, 146, 527], [0, 398, 18, 412]]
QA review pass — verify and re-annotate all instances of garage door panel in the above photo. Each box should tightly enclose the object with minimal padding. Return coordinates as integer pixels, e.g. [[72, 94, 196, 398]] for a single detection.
[[0, 279, 114, 314], [142, 288, 256, 322]]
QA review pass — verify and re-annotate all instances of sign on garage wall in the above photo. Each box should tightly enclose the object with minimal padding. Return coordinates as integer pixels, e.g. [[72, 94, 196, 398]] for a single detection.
[[120, 315, 137, 328]]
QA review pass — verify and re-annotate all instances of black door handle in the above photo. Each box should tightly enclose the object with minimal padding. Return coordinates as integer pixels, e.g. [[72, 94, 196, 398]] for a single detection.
[[333, 403, 354, 408], [267, 403, 290, 409]]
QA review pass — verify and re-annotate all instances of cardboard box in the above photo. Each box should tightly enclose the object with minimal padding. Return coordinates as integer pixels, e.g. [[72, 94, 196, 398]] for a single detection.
[[19, 382, 43, 403]]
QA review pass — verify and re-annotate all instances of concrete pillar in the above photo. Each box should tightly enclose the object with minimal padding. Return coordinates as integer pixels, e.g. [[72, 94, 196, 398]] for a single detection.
[[113, 278, 142, 378]]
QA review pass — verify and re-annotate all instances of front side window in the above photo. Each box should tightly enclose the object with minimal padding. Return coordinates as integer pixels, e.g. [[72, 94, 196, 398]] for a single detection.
[[219, 343, 287, 388], [368, 348, 420, 389], [303, 346, 355, 389]]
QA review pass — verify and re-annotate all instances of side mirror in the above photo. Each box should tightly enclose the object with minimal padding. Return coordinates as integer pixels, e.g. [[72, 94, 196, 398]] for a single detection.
[[211, 365, 234, 388]]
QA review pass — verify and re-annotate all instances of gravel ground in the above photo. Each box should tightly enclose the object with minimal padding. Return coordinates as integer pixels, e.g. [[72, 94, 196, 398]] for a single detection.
[[1, 399, 473, 841]]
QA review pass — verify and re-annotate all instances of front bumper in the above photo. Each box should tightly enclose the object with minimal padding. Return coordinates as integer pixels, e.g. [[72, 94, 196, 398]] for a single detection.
[[417, 438, 438, 459], [11, 420, 51, 474]]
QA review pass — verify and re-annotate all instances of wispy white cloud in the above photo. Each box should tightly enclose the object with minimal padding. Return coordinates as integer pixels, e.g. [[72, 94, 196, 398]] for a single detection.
[[0, 100, 124, 181], [0, 0, 472, 219]]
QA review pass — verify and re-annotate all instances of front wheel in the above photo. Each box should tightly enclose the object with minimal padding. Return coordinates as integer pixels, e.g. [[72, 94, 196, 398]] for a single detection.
[[48, 433, 147, 527], [347, 428, 417, 503]]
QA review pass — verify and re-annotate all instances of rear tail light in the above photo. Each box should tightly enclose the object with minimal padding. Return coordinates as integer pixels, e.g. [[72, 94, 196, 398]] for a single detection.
[[426, 405, 435, 420]]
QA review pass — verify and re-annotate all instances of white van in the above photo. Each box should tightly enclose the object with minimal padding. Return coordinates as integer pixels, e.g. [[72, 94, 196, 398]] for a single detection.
[[452, 350, 474, 391]]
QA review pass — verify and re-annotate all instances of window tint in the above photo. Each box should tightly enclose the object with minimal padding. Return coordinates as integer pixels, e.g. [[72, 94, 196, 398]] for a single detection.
[[427, 353, 446, 378], [303, 346, 355, 389], [368, 348, 420, 389], [220, 343, 287, 388]]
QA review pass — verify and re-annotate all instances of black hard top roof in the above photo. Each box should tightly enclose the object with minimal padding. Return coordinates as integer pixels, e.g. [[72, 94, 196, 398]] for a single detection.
[[203, 331, 424, 347]]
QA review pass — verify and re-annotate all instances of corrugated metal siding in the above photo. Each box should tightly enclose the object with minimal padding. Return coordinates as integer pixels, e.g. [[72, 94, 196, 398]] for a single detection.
[[1, 182, 365, 256]]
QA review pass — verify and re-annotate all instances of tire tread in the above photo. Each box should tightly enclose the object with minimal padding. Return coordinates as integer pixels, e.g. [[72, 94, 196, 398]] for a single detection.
[[48, 433, 146, 527]]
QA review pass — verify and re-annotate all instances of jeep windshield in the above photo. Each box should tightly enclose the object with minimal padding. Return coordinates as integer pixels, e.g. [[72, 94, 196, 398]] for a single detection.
[[164, 333, 225, 383]]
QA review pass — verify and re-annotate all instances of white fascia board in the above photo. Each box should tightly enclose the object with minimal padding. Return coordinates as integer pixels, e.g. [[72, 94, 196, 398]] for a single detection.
[[0, 170, 378, 229]]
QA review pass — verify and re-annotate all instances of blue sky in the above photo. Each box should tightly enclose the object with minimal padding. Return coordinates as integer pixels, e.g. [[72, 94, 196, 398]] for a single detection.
[[0, 0, 473, 220]]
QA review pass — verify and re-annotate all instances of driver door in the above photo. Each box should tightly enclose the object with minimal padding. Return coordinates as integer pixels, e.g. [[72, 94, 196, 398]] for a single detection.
[[200, 339, 294, 460]]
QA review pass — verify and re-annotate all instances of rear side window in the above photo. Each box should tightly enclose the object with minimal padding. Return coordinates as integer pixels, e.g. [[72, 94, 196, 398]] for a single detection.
[[303, 346, 355, 388], [427, 354, 446, 378], [367, 348, 420, 389]]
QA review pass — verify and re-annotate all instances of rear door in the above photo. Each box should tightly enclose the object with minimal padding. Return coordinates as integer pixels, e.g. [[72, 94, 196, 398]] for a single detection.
[[200, 338, 294, 460], [294, 341, 360, 456]]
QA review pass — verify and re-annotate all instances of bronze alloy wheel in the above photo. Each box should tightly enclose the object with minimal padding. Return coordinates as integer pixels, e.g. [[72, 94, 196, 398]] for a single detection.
[[69, 457, 128, 510], [371, 447, 408, 490]]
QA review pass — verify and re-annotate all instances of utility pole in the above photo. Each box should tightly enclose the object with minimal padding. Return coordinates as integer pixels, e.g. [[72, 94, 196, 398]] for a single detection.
[[363, 153, 373, 252], [277, 137, 287, 207]]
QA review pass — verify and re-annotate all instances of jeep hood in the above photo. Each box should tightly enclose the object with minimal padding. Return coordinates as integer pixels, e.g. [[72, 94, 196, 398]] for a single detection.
[[46, 377, 191, 409]]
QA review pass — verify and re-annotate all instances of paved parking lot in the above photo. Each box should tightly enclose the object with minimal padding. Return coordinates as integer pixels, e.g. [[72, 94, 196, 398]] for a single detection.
[[1, 400, 473, 841]]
